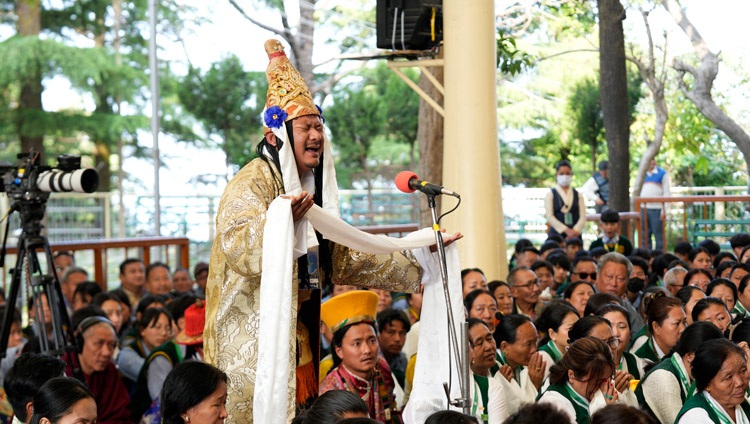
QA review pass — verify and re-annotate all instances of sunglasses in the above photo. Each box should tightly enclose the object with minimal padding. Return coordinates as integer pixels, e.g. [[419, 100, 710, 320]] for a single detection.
[[575, 272, 597, 280]]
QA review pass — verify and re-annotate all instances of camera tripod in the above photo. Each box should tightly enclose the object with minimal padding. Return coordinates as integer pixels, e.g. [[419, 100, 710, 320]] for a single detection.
[[0, 199, 76, 357]]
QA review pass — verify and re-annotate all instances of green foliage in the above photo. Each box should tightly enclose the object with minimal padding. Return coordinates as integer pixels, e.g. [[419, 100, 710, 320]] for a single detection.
[[178, 56, 266, 168], [497, 29, 533, 75]]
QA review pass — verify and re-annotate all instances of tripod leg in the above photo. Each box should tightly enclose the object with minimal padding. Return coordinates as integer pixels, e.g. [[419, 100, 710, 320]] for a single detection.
[[0, 239, 26, 358]]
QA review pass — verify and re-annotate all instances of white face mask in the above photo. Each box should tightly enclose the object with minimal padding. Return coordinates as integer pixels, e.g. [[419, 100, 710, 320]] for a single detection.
[[557, 175, 572, 187]]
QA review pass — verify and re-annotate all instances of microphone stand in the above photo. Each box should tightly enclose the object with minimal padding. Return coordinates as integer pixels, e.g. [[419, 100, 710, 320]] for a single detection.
[[426, 194, 470, 414]]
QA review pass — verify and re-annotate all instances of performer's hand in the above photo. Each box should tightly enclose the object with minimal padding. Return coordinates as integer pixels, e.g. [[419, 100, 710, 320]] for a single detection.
[[527, 352, 545, 391], [288, 191, 315, 222], [499, 365, 513, 382], [614, 369, 633, 393], [429, 230, 463, 252]]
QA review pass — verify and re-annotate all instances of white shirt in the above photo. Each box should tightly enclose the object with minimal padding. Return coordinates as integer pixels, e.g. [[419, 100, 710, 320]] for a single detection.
[[642, 353, 690, 424], [472, 375, 509, 424]]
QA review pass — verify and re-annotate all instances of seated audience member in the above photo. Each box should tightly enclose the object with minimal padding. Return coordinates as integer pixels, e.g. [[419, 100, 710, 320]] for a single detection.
[[465, 290, 499, 332], [109, 288, 133, 333], [424, 410, 479, 424], [590, 404, 656, 424], [168, 294, 198, 337], [688, 247, 712, 272], [118, 258, 146, 310], [29, 377, 96, 424], [368, 288, 392, 313], [675, 286, 706, 325], [516, 247, 541, 269], [649, 253, 678, 288], [72, 282, 103, 311], [546, 253, 571, 295], [636, 321, 723, 424], [535, 302, 579, 381], [741, 245, 750, 263], [698, 239, 721, 262], [731, 263, 750, 287], [692, 297, 732, 334], [493, 314, 543, 415], [462, 268, 488, 298], [530, 260, 555, 301], [539, 240, 562, 260], [404, 291, 422, 324], [320, 291, 398, 423], [508, 267, 541, 320], [160, 361, 227, 424], [91, 292, 124, 333], [675, 339, 750, 423], [730, 233, 750, 259], [294, 390, 368, 424], [537, 337, 617, 424], [684, 268, 712, 292], [737, 275, 750, 318], [171, 267, 193, 293], [634, 294, 686, 365], [589, 210, 633, 256], [631, 248, 652, 264], [61, 266, 89, 314], [595, 303, 644, 380], [376, 309, 410, 389], [567, 316, 636, 403], [0, 307, 24, 383], [673, 241, 693, 263], [706, 278, 738, 314], [131, 300, 205, 421], [589, 247, 607, 261], [121, 294, 169, 346], [5, 353, 66, 424], [713, 251, 737, 269], [583, 292, 622, 318], [466, 318, 509, 424], [509, 239, 533, 270], [487, 281, 513, 316], [563, 281, 594, 318], [23, 293, 53, 340], [67, 313, 131, 423], [569, 255, 598, 289], [663, 266, 688, 296], [715, 260, 737, 279], [145, 262, 173, 296], [192, 261, 209, 296], [565, 238, 583, 261], [53, 250, 75, 274], [117, 307, 173, 386]]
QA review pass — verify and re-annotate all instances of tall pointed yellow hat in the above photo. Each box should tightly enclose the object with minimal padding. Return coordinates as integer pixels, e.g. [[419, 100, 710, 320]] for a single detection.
[[321, 290, 379, 334], [263, 39, 319, 134]]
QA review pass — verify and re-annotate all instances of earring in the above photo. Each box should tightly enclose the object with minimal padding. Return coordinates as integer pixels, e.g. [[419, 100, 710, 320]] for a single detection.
[[183, 416, 190, 422]]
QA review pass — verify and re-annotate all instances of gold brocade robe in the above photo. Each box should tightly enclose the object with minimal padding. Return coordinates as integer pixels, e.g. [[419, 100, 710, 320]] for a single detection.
[[203, 158, 423, 423]]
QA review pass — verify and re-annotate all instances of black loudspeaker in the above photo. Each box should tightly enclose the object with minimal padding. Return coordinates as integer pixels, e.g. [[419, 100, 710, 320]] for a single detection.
[[376, 0, 443, 50]]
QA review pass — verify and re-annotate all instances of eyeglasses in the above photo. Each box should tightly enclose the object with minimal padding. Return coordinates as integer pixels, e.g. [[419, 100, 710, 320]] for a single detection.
[[575, 272, 597, 280], [513, 279, 541, 290], [605, 337, 621, 350]]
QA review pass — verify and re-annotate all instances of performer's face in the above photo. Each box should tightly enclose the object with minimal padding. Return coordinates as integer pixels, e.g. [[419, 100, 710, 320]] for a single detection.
[[335, 323, 379, 380], [291, 115, 324, 176]]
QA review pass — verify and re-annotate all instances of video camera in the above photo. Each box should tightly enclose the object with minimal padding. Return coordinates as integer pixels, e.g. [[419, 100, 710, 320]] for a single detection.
[[0, 152, 99, 202]]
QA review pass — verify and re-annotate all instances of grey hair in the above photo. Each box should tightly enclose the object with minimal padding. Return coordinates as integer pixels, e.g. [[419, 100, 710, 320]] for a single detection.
[[664, 266, 689, 286], [597, 252, 633, 277]]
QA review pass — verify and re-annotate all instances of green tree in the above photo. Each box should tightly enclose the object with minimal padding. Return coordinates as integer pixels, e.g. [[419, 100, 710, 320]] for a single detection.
[[178, 56, 266, 171]]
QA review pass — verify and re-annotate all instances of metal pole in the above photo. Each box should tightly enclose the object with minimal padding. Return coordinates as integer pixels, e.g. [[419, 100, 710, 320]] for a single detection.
[[149, 0, 161, 245]]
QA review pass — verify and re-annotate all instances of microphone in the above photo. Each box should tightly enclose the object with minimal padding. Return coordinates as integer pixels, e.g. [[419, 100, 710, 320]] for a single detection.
[[394, 171, 460, 197]]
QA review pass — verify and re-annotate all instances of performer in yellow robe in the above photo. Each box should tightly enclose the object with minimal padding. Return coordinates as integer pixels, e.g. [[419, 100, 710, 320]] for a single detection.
[[203, 39, 428, 423]]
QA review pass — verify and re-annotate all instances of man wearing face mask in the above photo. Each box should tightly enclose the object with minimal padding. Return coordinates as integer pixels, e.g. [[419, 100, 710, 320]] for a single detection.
[[544, 160, 587, 240]]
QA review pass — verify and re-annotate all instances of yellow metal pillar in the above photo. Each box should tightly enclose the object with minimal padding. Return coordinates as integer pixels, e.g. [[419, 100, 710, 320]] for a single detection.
[[442, 0, 508, 280]]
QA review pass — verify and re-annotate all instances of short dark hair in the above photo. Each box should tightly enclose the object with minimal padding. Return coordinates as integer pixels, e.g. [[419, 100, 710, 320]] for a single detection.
[[535, 301, 579, 346], [600, 209, 620, 223], [716, 261, 738, 279], [108, 288, 132, 311], [161, 361, 228, 424], [29, 377, 93, 424], [504, 402, 570, 424], [692, 338, 745, 392], [70, 305, 107, 329], [514, 239, 533, 254], [675, 286, 705, 307], [674, 241, 693, 256], [713, 252, 737, 269], [73, 281, 103, 303], [530, 260, 554, 275], [297, 390, 368, 424], [698, 239, 721, 256], [566, 237, 583, 248], [674, 321, 723, 356], [591, 404, 658, 424], [376, 308, 411, 334], [5, 353, 66, 421], [120, 258, 144, 276], [539, 241, 562, 255], [494, 313, 532, 346], [135, 294, 168, 316], [688, 247, 710, 263], [571, 255, 596, 272], [91, 292, 121, 309], [583, 292, 622, 317], [628, 256, 649, 276], [730, 233, 750, 249], [547, 252, 572, 271], [146, 261, 171, 280], [555, 159, 572, 171], [706, 278, 737, 305], [563, 281, 594, 302], [169, 293, 197, 323], [691, 297, 730, 324], [138, 307, 173, 333], [568, 316, 611, 344], [425, 410, 478, 424]]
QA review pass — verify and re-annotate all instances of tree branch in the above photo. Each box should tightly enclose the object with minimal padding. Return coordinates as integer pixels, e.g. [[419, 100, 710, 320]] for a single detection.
[[227, 0, 288, 39], [661, 0, 710, 58]]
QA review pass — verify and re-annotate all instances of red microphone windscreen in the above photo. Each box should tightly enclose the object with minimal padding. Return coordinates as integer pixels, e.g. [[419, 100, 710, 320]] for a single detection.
[[395, 171, 418, 193]]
